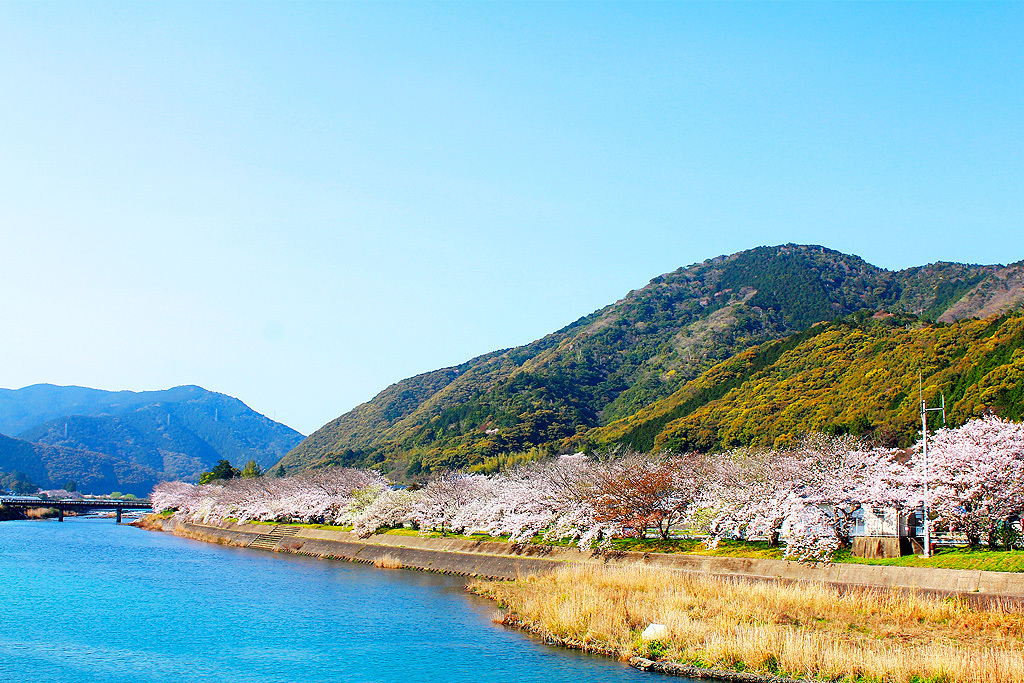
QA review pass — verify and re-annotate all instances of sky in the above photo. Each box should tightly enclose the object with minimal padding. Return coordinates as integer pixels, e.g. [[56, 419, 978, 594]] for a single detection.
[[1, 2, 1022, 435]]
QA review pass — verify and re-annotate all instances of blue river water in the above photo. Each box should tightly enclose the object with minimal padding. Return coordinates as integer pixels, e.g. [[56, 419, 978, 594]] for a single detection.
[[0, 518, 647, 683]]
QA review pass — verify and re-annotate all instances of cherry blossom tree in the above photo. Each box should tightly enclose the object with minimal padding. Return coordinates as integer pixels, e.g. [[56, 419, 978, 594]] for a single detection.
[[151, 417, 1024, 562], [150, 468, 389, 526], [794, 434, 907, 548], [701, 437, 905, 562], [352, 488, 418, 537], [476, 453, 612, 548], [702, 447, 805, 549], [411, 471, 489, 535], [912, 415, 1024, 548], [782, 504, 839, 562], [592, 450, 709, 540]]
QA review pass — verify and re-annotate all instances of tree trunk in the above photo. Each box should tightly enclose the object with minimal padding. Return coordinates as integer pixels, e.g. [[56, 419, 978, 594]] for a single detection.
[[658, 513, 674, 541]]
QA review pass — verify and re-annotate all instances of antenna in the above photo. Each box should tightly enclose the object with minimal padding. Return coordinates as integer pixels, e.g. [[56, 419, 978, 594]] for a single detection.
[[919, 372, 946, 558]]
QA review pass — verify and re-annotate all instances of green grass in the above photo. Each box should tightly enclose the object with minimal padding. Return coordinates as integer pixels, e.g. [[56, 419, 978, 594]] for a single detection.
[[378, 527, 510, 542], [610, 537, 788, 559], [237, 522, 506, 540], [833, 546, 1024, 573], [611, 538, 1024, 572], [241, 519, 352, 531]]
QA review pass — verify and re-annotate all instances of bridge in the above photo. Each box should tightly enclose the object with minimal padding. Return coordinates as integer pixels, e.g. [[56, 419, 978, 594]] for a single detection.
[[0, 496, 152, 523]]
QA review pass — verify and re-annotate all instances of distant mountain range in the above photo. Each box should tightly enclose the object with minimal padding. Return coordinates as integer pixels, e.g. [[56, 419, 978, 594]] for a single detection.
[[0, 385, 303, 496], [278, 244, 1024, 477]]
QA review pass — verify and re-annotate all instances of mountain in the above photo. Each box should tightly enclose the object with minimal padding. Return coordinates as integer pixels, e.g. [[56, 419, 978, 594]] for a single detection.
[[279, 244, 1024, 476], [583, 311, 1024, 453], [0, 433, 158, 496], [0, 384, 304, 493]]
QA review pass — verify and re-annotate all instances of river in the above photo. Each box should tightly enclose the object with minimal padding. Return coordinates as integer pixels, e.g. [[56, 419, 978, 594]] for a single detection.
[[0, 518, 648, 682]]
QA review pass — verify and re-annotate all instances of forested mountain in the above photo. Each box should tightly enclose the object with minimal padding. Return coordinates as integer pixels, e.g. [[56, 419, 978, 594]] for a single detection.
[[583, 312, 1024, 453], [0, 384, 303, 494], [280, 244, 1024, 477], [0, 433, 157, 496]]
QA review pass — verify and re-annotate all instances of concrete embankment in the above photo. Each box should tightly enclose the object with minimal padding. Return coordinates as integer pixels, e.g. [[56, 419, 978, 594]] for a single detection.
[[136, 516, 1024, 603]]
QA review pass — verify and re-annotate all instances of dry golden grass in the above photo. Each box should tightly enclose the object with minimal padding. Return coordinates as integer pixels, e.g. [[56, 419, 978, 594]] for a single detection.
[[373, 554, 404, 569], [25, 507, 58, 519], [470, 565, 1024, 682]]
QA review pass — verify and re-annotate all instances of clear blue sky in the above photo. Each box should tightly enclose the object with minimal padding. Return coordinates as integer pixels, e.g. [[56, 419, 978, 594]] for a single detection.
[[1, 2, 1022, 435]]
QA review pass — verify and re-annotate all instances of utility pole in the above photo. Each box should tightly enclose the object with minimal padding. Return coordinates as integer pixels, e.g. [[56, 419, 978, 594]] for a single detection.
[[919, 372, 946, 558]]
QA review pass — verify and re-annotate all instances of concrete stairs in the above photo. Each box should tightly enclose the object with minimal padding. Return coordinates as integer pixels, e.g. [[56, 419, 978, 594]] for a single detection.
[[248, 525, 301, 550]]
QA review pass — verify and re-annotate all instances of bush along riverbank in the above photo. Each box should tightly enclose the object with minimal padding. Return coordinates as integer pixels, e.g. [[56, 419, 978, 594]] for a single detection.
[[470, 563, 1024, 683]]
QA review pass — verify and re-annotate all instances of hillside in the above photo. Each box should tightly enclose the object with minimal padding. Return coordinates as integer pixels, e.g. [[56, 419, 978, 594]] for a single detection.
[[280, 244, 1024, 476], [0, 433, 157, 496], [584, 312, 1024, 453], [0, 384, 304, 493]]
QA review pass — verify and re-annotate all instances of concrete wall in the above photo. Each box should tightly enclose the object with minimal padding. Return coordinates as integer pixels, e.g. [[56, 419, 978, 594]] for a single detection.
[[141, 516, 1024, 604]]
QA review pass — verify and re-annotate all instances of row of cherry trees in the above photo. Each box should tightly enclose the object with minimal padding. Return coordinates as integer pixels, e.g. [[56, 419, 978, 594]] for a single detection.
[[151, 415, 1024, 562]]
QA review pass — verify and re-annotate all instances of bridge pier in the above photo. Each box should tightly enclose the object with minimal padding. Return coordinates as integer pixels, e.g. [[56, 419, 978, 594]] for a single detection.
[[116, 506, 122, 524], [58, 507, 63, 522]]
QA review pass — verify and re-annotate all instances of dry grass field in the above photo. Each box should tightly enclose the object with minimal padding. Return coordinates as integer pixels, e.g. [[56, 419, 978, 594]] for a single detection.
[[470, 564, 1024, 682]]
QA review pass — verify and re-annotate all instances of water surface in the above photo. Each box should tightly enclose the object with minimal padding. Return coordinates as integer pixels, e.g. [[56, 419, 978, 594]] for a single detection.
[[0, 518, 647, 682]]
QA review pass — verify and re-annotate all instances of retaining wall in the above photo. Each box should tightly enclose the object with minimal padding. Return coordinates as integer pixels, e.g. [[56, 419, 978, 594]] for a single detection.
[[138, 516, 1024, 604]]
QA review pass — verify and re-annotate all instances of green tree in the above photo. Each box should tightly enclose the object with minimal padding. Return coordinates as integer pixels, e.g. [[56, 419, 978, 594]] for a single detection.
[[241, 460, 263, 479], [1, 470, 37, 495], [199, 459, 241, 484], [273, 464, 286, 477], [11, 479, 37, 495], [64, 480, 77, 492]]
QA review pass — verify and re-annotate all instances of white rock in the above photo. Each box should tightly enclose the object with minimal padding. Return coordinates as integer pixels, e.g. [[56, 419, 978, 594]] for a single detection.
[[641, 623, 669, 641]]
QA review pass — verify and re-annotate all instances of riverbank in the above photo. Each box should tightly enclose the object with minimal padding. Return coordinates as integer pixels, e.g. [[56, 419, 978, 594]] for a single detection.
[[0, 505, 60, 520], [470, 564, 1024, 683], [139, 516, 1024, 681], [136, 515, 1024, 605], [609, 537, 1024, 574]]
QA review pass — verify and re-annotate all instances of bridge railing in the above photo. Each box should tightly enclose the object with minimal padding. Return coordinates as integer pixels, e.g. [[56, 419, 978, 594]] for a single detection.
[[0, 496, 152, 523]]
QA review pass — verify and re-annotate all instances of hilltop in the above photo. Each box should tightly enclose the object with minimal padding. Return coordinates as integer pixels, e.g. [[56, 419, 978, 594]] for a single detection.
[[279, 244, 1024, 477]]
